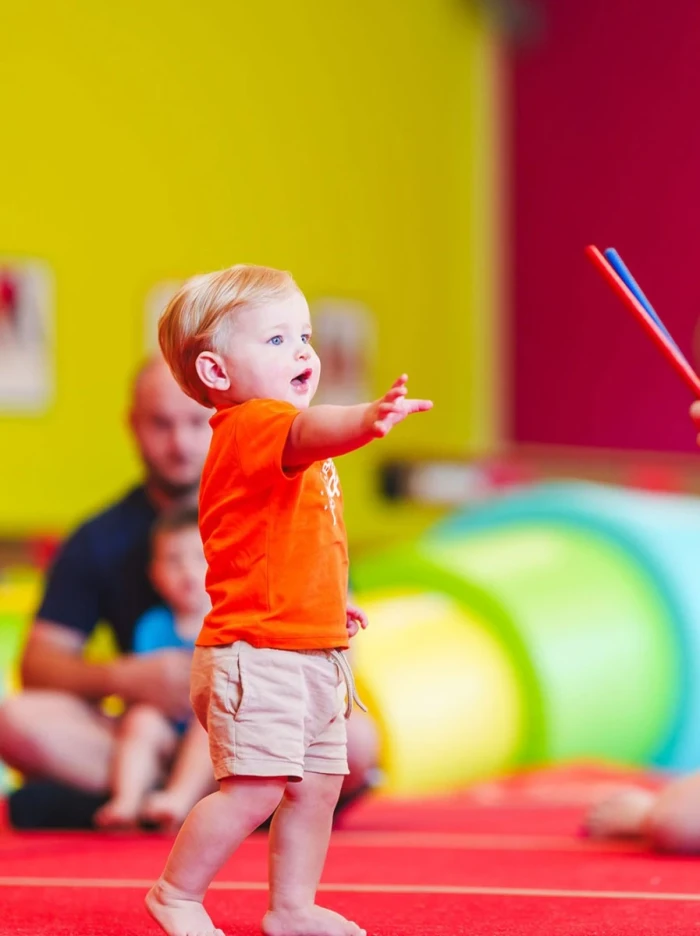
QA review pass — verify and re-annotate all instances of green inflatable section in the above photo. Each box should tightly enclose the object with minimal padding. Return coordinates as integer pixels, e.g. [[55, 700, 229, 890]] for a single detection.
[[0, 574, 37, 694], [0, 574, 37, 794], [0, 611, 26, 697], [352, 523, 678, 768]]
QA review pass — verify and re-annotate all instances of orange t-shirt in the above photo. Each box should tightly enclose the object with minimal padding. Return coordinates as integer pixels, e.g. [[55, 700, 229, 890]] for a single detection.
[[196, 399, 349, 650]]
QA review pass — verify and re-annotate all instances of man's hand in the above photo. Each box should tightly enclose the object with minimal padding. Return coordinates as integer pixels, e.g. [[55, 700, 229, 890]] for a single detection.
[[110, 650, 193, 721], [691, 401, 700, 444], [364, 375, 433, 438], [346, 603, 369, 639]]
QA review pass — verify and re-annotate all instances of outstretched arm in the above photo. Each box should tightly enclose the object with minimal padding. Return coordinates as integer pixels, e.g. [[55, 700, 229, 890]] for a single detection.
[[283, 374, 432, 470]]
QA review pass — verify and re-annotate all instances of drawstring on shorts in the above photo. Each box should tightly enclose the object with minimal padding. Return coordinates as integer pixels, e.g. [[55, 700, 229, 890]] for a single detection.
[[329, 650, 368, 719]]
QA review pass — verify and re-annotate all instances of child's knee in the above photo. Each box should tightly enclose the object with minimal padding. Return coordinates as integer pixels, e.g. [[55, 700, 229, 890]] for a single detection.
[[286, 772, 343, 811], [220, 775, 286, 820], [121, 704, 171, 739]]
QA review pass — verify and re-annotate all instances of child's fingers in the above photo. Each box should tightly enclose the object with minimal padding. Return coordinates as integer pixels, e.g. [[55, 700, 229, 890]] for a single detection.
[[349, 606, 369, 629], [381, 376, 408, 400], [377, 401, 402, 419], [405, 398, 434, 413], [383, 385, 408, 403]]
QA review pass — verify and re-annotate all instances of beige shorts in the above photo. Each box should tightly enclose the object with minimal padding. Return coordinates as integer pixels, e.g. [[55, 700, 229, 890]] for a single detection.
[[190, 641, 349, 781]]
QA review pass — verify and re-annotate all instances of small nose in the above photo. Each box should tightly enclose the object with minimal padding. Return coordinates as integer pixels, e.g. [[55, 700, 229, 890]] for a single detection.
[[296, 342, 311, 359]]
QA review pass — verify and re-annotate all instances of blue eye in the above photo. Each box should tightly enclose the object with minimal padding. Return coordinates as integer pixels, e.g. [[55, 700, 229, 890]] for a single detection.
[[302, 334, 311, 344], [268, 336, 283, 346]]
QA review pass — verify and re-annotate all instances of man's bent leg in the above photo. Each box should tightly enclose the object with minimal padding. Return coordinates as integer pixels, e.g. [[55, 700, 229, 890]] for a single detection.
[[334, 710, 381, 819], [0, 690, 117, 791], [0, 690, 118, 829]]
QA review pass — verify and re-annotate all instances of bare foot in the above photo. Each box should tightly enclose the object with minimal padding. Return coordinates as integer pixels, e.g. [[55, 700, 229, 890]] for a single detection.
[[263, 905, 366, 936], [94, 797, 140, 830], [142, 790, 192, 832], [582, 787, 656, 840], [145, 879, 225, 936]]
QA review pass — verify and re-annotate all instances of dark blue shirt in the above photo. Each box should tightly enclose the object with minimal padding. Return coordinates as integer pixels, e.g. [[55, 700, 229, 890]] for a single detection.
[[36, 486, 159, 653]]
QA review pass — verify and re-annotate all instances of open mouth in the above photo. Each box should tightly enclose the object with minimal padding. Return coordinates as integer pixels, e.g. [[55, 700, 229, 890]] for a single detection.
[[291, 368, 313, 389]]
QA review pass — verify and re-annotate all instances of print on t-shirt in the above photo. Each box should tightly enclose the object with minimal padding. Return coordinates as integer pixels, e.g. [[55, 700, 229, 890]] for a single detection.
[[321, 459, 341, 526]]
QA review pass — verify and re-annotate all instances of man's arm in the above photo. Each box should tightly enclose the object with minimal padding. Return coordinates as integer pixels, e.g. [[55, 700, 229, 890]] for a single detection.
[[24, 523, 192, 719], [22, 521, 117, 699], [20, 620, 120, 699], [21, 619, 193, 720], [283, 374, 432, 470]]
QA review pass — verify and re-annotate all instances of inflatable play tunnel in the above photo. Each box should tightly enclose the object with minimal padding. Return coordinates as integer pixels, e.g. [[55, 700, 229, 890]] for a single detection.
[[4, 481, 700, 800], [350, 482, 700, 795]]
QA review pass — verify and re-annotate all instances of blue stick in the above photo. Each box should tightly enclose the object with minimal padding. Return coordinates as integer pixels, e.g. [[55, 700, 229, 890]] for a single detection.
[[604, 247, 681, 352]]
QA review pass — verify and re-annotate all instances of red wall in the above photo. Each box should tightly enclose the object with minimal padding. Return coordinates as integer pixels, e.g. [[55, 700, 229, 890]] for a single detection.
[[512, 1, 700, 453]]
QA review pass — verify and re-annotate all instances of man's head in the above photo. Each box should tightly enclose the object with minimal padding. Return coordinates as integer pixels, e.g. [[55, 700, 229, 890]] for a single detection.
[[158, 264, 321, 411], [149, 505, 208, 616], [129, 356, 212, 500]]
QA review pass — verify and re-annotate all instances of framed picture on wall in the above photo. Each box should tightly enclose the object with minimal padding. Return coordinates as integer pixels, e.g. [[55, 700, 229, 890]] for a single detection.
[[310, 298, 376, 404], [144, 280, 183, 351], [0, 259, 53, 413]]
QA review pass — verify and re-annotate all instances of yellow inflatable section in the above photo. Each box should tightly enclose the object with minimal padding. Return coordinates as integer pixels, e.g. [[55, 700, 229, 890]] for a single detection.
[[351, 588, 524, 796]]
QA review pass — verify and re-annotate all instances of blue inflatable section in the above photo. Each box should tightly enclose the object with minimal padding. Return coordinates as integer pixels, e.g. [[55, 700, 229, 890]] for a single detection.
[[429, 481, 700, 770]]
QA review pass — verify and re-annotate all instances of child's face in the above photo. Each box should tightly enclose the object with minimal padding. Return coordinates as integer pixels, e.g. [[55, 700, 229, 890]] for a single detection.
[[150, 526, 209, 615], [220, 291, 321, 409]]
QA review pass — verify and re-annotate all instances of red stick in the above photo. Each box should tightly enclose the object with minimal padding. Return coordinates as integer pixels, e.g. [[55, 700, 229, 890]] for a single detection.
[[585, 244, 700, 398]]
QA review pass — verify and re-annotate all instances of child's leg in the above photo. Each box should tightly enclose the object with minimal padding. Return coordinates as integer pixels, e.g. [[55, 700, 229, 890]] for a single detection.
[[584, 772, 700, 853], [141, 719, 215, 831], [264, 773, 365, 936], [146, 775, 286, 936], [95, 704, 177, 829]]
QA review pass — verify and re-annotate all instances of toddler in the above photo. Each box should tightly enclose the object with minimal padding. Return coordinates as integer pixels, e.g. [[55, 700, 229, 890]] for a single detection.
[[146, 264, 432, 936], [95, 506, 213, 831]]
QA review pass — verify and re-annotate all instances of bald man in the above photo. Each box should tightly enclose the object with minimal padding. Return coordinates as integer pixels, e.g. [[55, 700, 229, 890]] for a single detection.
[[0, 358, 213, 827], [0, 357, 379, 829]]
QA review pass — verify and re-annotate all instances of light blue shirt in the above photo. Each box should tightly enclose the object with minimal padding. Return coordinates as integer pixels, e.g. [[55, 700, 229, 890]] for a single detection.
[[132, 606, 195, 655]]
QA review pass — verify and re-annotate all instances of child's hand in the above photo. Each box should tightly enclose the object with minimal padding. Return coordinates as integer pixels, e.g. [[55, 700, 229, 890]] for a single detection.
[[365, 375, 433, 438], [346, 603, 369, 638], [691, 401, 700, 443]]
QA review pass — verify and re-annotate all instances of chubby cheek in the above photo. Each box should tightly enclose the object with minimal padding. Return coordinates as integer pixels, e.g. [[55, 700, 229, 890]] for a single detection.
[[309, 353, 321, 396], [149, 563, 170, 600]]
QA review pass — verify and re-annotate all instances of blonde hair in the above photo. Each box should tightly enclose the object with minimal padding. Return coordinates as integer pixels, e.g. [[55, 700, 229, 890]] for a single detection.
[[158, 264, 299, 405]]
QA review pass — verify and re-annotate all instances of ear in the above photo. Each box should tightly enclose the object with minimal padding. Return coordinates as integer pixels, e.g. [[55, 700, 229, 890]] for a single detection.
[[196, 351, 230, 391]]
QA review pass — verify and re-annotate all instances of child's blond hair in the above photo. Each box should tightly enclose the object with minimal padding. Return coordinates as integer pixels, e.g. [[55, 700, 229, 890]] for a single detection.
[[158, 264, 299, 405]]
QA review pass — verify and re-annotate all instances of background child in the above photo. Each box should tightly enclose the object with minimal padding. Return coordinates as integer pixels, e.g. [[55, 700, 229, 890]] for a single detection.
[[95, 506, 214, 831], [147, 263, 432, 936]]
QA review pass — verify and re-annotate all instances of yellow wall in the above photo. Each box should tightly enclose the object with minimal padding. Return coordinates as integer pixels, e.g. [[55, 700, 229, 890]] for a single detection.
[[0, 0, 503, 548]]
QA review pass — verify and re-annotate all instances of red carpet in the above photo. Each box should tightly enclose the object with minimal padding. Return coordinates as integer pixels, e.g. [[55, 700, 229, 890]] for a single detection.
[[1, 765, 697, 936]]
